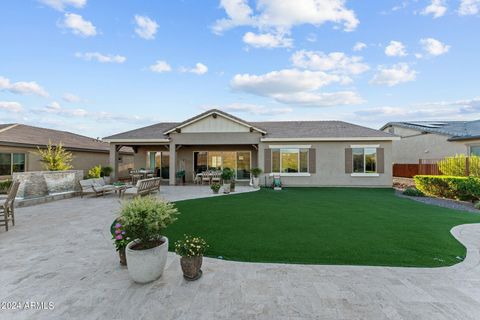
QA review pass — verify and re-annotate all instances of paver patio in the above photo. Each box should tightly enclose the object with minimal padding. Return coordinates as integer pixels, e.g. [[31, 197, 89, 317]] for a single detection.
[[1, 186, 480, 319]]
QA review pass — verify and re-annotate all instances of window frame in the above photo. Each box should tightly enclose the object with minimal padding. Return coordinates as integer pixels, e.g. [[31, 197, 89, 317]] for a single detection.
[[0, 152, 27, 177], [469, 145, 480, 156], [350, 145, 379, 177], [270, 147, 309, 176]]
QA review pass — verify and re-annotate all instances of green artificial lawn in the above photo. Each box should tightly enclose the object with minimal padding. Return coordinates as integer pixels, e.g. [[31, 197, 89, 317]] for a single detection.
[[163, 188, 480, 267]]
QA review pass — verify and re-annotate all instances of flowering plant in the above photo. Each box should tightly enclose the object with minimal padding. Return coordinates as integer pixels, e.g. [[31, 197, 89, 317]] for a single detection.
[[175, 235, 208, 257], [112, 220, 130, 251]]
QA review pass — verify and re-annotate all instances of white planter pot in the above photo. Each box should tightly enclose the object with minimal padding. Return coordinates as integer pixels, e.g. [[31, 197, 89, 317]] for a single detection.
[[223, 183, 231, 194], [103, 176, 111, 184], [252, 177, 260, 188], [126, 237, 169, 284]]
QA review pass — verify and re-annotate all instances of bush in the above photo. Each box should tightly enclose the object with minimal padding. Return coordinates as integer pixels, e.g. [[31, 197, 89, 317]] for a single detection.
[[88, 165, 102, 178], [120, 196, 179, 249], [210, 183, 221, 192], [414, 175, 480, 201], [402, 187, 424, 197], [175, 234, 208, 257], [438, 154, 480, 177], [221, 167, 234, 181], [101, 166, 113, 177], [0, 180, 12, 194], [37, 141, 73, 171], [251, 168, 262, 178], [475, 202, 480, 210]]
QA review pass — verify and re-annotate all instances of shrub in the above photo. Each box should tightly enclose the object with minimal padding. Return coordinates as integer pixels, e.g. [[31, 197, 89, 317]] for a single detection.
[[0, 180, 12, 194], [120, 196, 179, 249], [175, 235, 208, 257], [88, 165, 102, 178], [402, 187, 424, 197], [414, 175, 480, 201], [111, 218, 130, 251], [101, 166, 113, 177], [37, 141, 73, 171], [210, 183, 221, 192], [251, 168, 263, 178], [475, 202, 480, 210], [221, 167, 234, 182], [438, 154, 480, 177]]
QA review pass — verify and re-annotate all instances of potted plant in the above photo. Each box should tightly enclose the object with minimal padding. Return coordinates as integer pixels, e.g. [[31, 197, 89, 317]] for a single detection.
[[102, 166, 113, 184], [121, 196, 179, 283], [221, 168, 234, 194], [210, 183, 221, 194], [176, 170, 186, 185], [251, 168, 262, 188], [175, 235, 208, 281], [111, 218, 129, 266], [230, 176, 236, 192]]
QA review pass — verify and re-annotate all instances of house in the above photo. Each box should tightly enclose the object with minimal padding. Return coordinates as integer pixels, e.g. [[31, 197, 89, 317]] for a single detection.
[[104, 109, 399, 187], [0, 123, 133, 179], [380, 120, 480, 165]]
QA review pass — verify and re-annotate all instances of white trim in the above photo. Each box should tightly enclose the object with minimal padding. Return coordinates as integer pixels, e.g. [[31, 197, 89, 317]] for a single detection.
[[270, 148, 309, 174], [269, 173, 311, 177], [268, 144, 311, 149], [351, 173, 380, 177], [103, 139, 170, 143], [350, 144, 380, 148], [261, 137, 400, 142], [163, 111, 267, 135]]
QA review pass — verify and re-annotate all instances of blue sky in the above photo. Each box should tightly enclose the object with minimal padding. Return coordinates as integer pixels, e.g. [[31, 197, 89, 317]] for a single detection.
[[0, 0, 479, 138]]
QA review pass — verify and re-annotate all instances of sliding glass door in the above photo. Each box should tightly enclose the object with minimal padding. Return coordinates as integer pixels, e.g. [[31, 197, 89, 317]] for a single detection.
[[146, 151, 170, 179], [193, 151, 251, 180]]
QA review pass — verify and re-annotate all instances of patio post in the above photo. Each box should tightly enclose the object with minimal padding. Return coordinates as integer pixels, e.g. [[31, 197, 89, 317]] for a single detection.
[[109, 144, 119, 180], [169, 142, 176, 185]]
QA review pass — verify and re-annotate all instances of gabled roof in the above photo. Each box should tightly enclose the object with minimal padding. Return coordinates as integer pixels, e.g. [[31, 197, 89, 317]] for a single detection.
[[0, 123, 132, 153], [381, 120, 480, 141]]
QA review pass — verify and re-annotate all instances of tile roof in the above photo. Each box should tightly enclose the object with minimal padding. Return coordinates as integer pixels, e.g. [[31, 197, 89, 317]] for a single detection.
[[381, 120, 480, 141]]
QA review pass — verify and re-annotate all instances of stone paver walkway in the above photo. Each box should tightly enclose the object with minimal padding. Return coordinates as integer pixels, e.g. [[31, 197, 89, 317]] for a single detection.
[[1, 186, 480, 319]]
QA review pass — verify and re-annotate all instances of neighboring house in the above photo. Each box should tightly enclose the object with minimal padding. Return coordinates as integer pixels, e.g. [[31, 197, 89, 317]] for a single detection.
[[380, 120, 480, 164], [104, 109, 399, 187], [0, 124, 133, 179]]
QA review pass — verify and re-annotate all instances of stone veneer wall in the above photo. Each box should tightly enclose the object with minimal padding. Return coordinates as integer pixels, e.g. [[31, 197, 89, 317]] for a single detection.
[[13, 170, 83, 199]]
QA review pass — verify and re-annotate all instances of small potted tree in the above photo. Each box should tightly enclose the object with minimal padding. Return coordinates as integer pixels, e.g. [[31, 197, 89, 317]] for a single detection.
[[102, 166, 113, 184], [175, 235, 208, 281], [251, 168, 262, 188], [121, 196, 179, 283], [210, 183, 221, 194], [221, 168, 234, 194]]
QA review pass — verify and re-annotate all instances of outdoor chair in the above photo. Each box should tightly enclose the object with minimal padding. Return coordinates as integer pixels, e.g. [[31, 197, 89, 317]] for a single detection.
[[130, 173, 143, 185], [123, 177, 161, 198], [202, 171, 211, 185], [211, 171, 221, 184], [0, 180, 20, 231], [79, 178, 115, 198]]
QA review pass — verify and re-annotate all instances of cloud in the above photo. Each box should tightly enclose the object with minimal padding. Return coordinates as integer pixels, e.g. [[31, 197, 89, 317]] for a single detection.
[[385, 40, 407, 57], [242, 31, 293, 48], [459, 0, 480, 15], [0, 76, 49, 97], [370, 63, 417, 86], [62, 13, 96, 37], [353, 42, 367, 51], [75, 52, 126, 63], [149, 60, 172, 73], [291, 50, 369, 76], [180, 63, 208, 75], [0, 101, 23, 113], [203, 103, 293, 116], [39, 0, 86, 11], [421, 0, 447, 18], [272, 91, 364, 106], [213, 0, 359, 37], [62, 93, 82, 103], [419, 38, 450, 56], [134, 15, 158, 40]]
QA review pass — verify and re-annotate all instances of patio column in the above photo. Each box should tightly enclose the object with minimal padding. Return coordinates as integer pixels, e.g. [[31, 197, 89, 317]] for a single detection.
[[169, 142, 176, 185], [109, 144, 119, 181]]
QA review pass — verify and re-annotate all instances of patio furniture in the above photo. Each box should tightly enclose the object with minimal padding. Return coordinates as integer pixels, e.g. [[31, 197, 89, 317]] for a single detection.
[[0, 180, 20, 231], [130, 173, 143, 185], [123, 177, 161, 198], [79, 178, 116, 198], [194, 172, 202, 184], [211, 171, 221, 184], [202, 171, 211, 185]]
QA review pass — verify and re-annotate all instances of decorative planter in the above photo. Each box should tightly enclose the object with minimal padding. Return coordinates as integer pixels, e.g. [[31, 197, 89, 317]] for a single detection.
[[125, 237, 169, 284], [230, 181, 236, 192], [119, 248, 127, 266], [252, 177, 260, 188], [180, 256, 203, 281], [212, 190, 219, 194], [223, 183, 231, 194], [104, 176, 111, 184]]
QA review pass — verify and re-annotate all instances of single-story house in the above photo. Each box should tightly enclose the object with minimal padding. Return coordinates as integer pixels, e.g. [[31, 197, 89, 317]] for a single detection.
[[0, 123, 134, 179], [380, 120, 480, 164], [104, 109, 399, 187]]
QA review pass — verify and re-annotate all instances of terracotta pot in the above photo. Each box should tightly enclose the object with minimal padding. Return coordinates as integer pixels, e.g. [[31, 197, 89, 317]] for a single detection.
[[180, 256, 203, 280], [119, 248, 127, 266]]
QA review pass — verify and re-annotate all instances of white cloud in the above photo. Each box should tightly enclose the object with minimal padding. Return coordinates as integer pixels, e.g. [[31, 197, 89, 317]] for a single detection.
[[62, 93, 82, 103], [134, 15, 158, 40], [75, 52, 126, 63], [306, 33, 317, 42], [149, 60, 172, 73], [0, 101, 23, 113], [0, 76, 49, 97], [459, 0, 480, 15], [272, 91, 364, 106], [291, 50, 369, 76], [62, 13, 96, 37], [370, 63, 417, 86], [39, 0, 86, 11], [420, 38, 450, 56], [242, 31, 293, 48], [353, 42, 367, 51], [385, 41, 407, 57], [204, 103, 293, 116], [39, 101, 88, 117], [421, 0, 447, 18], [180, 63, 208, 75]]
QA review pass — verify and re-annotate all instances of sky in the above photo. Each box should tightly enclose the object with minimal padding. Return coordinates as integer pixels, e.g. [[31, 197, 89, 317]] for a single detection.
[[0, 0, 479, 139]]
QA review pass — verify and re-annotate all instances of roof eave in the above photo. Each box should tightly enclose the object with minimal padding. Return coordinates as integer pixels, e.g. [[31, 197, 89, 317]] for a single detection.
[[261, 137, 400, 142]]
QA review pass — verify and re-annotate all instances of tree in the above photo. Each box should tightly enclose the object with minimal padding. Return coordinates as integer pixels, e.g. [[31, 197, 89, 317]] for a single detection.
[[37, 141, 74, 171]]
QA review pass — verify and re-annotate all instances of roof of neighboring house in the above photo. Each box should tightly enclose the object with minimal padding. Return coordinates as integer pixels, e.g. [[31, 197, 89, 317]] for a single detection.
[[381, 120, 480, 141], [104, 109, 397, 141], [0, 123, 132, 153]]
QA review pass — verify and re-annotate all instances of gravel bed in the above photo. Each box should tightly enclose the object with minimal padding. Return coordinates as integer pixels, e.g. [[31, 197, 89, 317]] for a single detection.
[[396, 190, 478, 213]]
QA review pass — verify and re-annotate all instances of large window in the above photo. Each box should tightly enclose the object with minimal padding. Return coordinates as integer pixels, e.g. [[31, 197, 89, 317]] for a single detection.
[[193, 151, 251, 180], [271, 148, 308, 173], [352, 148, 376, 173], [0, 153, 26, 176], [471, 146, 480, 156]]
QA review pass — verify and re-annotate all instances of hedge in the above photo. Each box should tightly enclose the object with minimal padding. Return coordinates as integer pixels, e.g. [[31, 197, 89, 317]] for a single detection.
[[414, 175, 480, 201]]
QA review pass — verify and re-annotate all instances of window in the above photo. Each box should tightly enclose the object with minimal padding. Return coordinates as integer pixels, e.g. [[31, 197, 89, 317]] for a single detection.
[[471, 146, 480, 156], [352, 148, 376, 173], [271, 148, 308, 173], [0, 153, 26, 176]]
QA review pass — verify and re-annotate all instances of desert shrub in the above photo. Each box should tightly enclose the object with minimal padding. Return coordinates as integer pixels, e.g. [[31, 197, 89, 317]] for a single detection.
[[402, 187, 424, 197], [37, 141, 73, 171], [88, 165, 102, 178], [414, 175, 480, 201], [438, 155, 480, 177]]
